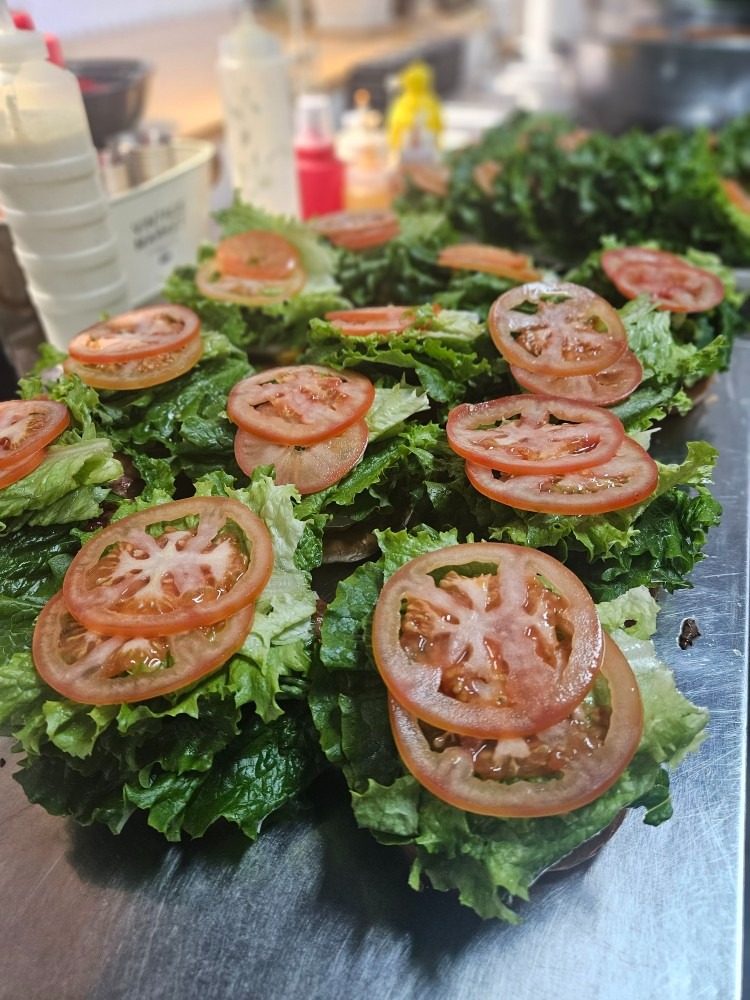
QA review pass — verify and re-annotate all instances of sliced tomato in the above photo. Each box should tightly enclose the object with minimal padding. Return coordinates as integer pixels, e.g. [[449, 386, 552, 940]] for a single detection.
[[227, 365, 375, 446], [472, 159, 502, 196], [0, 446, 46, 488], [446, 395, 625, 476], [510, 348, 643, 407], [63, 496, 274, 637], [372, 542, 603, 738], [33, 593, 255, 705], [64, 335, 203, 391], [195, 258, 306, 307], [555, 128, 591, 153], [488, 281, 628, 376], [324, 305, 422, 336], [310, 210, 400, 251], [0, 399, 69, 468], [234, 419, 368, 495], [601, 247, 725, 313], [67, 305, 200, 364], [389, 634, 643, 818], [215, 230, 303, 281], [438, 243, 540, 283], [465, 436, 658, 515], [404, 163, 451, 198], [722, 177, 750, 215]]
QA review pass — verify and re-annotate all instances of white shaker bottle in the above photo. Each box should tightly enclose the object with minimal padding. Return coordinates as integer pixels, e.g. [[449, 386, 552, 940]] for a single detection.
[[0, 1, 128, 349], [218, 7, 299, 216]]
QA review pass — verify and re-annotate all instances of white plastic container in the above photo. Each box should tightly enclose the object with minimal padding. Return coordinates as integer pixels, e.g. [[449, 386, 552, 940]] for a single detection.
[[108, 138, 214, 305], [217, 11, 299, 216], [0, 3, 126, 347], [16, 237, 121, 295], [32, 277, 129, 350]]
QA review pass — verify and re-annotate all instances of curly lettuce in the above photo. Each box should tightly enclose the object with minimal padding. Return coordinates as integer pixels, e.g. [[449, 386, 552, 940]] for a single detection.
[[0, 471, 325, 841], [311, 527, 708, 921]]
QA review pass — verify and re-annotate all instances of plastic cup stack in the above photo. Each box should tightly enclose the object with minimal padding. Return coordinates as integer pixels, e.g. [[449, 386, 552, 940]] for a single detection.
[[0, 7, 128, 349], [0, 151, 128, 350]]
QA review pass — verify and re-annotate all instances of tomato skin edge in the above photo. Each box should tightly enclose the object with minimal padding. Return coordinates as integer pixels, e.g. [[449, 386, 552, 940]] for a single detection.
[[389, 635, 643, 818], [464, 437, 659, 516], [371, 542, 604, 738], [32, 594, 256, 706], [63, 497, 274, 638]]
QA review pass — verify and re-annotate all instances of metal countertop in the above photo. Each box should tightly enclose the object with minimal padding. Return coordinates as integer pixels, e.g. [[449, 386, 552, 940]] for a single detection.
[[0, 340, 747, 1000]]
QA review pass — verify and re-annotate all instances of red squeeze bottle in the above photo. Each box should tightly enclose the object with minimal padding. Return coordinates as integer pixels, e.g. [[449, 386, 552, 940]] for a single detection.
[[12, 10, 64, 64], [294, 93, 344, 219]]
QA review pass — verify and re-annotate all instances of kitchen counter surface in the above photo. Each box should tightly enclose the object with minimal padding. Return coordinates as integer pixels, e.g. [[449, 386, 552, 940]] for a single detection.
[[63, 5, 490, 139]]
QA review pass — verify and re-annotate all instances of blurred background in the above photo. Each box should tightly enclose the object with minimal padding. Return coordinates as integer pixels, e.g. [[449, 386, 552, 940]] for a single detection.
[[3, 0, 750, 384]]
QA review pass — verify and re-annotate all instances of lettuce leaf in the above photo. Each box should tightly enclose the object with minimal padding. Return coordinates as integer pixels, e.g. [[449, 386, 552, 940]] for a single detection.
[[446, 119, 750, 266], [333, 212, 455, 306], [0, 438, 121, 533], [311, 530, 708, 921], [163, 199, 348, 355], [420, 439, 720, 600], [0, 471, 325, 841], [302, 306, 510, 408]]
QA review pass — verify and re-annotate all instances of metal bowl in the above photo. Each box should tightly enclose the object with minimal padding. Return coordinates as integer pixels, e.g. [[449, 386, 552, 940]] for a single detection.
[[67, 58, 151, 149], [574, 30, 750, 132]]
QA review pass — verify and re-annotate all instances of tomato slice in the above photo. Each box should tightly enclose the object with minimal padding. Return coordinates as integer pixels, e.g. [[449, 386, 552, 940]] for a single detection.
[[215, 230, 303, 282], [472, 159, 502, 196], [234, 419, 368, 495], [555, 128, 591, 152], [488, 281, 628, 376], [33, 593, 255, 705], [64, 335, 203, 391], [309, 210, 400, 251], [324, 305, 421, 336], [404, 163, 451, 198], [722, 177, 750, 215], [0, 399, 69, 468], [227, 365, 375, 447], [438, 243, 540, 283], [389, 634, 643, 818], [63, 496, 274, 637], [373, 542, 603, 738], [510, 348, 643, 407], [601, 247, 725, 313], [67, 305, 200, 364], [0, 446, 46, 488], [195, 257, 306, 307], [446, 395, 625, 476], [465, 436, 658, 515]]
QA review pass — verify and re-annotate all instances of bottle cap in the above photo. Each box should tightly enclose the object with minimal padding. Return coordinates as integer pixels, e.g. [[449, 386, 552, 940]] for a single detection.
[[294, 92, 335, 150], [0, 2, 46, 65]]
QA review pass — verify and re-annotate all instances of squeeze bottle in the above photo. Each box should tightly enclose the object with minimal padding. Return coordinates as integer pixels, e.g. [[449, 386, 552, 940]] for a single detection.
[[218, 8, 299, 216], [294, 93, 344, 219], [0, 1, 127, 348]]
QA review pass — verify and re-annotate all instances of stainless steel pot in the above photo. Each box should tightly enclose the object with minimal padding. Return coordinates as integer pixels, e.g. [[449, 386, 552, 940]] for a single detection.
[[574, 30, 750, 132]]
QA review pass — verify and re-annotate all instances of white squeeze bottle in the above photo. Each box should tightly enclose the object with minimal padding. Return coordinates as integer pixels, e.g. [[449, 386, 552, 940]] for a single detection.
[[218, 5, 299, 216], [0, 1, 127, 349]]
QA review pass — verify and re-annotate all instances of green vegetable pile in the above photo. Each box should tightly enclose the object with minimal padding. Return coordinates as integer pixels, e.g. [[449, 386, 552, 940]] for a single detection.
[[1, 105, 742, 919]]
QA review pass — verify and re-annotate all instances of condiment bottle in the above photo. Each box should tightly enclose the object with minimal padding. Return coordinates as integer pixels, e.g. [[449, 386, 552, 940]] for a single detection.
[[218, 8, 299, 216], [386, 61, 443, 163], [294, 92, 344, 219], [340, 89, 392, 212], [0, 0, 127, 349]]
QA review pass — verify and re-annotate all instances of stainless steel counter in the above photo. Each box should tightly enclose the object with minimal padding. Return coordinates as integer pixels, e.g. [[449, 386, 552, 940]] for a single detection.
[[0, 339, 747, 1000]]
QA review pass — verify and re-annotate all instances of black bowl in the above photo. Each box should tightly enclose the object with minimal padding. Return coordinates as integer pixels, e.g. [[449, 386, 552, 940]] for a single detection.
[[67, 58, 151, 149]]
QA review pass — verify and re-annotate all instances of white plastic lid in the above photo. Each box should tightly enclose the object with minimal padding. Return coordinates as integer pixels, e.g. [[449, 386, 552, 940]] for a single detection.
[[295, 93, 335, 147], [0, 2, 47, 65], [219, 8, 281, 63]]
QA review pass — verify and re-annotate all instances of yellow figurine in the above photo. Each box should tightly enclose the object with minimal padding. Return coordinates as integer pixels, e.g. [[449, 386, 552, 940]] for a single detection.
[[386, 61, 443, 158]]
